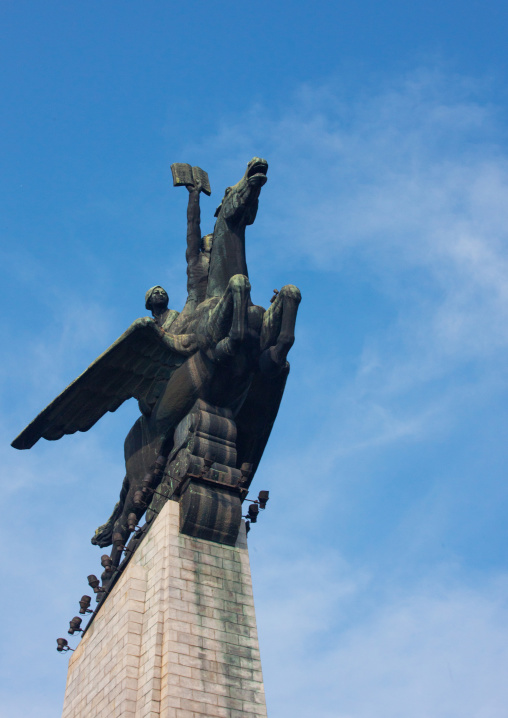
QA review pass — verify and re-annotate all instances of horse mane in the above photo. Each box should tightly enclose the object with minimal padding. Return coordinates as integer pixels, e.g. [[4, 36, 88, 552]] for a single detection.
[[214, 186, 232, 217]]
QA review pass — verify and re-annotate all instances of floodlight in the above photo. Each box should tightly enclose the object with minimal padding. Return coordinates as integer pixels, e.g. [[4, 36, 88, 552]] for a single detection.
[[68, 616, 83, 635], [258, 491, 269, 509], [101, 555, 113, 572], [87, 575, 100, 593], [79, 595, 92, 614], [127, 513, 138, 532], [247, 503, 259, 523], [56, 638, 74, 652]]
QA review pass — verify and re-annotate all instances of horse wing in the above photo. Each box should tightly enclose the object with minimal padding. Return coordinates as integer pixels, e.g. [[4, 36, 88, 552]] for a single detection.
[[234, 364, 289, 486], [11, 318, 187, 450]]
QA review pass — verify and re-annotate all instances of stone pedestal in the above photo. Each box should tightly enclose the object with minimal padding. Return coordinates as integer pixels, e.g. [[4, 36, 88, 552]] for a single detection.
[[62, 500, 267, 718]]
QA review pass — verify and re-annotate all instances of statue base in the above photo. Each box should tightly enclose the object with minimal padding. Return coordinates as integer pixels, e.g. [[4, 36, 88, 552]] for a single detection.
[[147, 399, 249, 547], [62, 500, 268, 718]]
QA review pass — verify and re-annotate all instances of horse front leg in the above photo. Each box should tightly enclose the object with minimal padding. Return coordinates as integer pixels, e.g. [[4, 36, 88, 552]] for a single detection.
[[206, 274, 251, 361], [259, 284, 302, 374]]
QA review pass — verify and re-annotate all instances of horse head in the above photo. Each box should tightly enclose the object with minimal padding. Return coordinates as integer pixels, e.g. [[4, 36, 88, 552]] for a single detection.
[[206, 158, 269, 299], [214, 157, 268, 226]]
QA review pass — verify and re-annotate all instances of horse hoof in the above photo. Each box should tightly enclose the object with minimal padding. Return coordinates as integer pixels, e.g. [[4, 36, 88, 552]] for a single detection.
[[259, 346, 287, 376]]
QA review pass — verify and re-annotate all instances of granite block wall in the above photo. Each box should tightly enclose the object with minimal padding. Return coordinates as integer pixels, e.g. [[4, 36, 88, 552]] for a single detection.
[[62, 500, 267, 718]]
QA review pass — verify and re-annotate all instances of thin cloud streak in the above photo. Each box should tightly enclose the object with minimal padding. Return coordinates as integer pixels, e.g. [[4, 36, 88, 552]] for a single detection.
[[251, 541, 508, 718], [192, 71, 508, 455]]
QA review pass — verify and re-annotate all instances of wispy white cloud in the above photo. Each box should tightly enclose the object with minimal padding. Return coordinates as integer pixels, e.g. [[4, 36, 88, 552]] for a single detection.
[[203, 73, 508, 716], [191, 70, 508, 453], [255, 552, 508, 718]]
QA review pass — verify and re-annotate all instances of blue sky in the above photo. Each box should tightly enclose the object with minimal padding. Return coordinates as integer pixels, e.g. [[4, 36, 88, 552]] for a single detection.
[[2, 2, 508, 716]]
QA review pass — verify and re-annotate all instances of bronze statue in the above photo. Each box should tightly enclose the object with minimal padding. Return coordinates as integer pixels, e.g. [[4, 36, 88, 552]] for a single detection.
[[12, 158, 301, 562]]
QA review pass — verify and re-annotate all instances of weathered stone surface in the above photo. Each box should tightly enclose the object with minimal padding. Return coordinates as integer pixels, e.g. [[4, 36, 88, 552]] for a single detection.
[[62, 500, 267, 718]]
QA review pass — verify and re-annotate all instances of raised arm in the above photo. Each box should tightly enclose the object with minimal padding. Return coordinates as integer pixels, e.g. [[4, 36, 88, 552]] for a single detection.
[[183, 179, 211, 308], [185, 181, 202, 265]]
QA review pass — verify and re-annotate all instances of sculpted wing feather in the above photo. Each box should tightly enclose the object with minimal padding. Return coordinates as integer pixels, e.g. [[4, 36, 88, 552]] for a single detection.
[[11, 318, 187, 450]]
